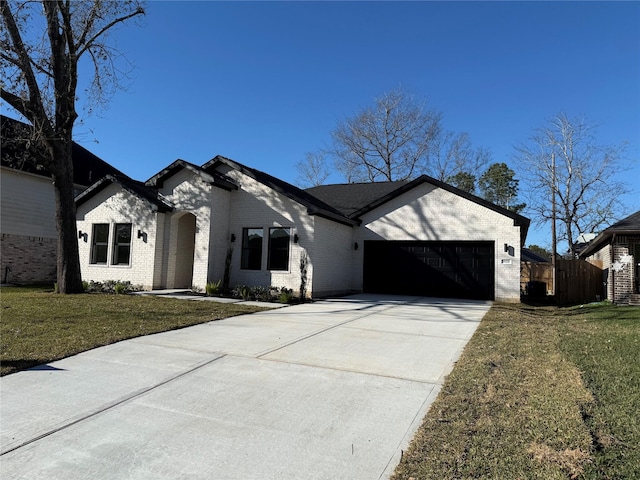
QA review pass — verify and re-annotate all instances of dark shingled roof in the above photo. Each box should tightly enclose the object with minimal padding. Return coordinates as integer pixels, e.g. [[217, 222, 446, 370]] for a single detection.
[[1, 115, 125, 186], [521, 248, 551, 263], [580, 210, 640, 258], [305, 181, 409, 216]]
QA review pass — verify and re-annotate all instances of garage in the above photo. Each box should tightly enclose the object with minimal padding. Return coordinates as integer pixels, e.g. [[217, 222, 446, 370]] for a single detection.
[[363, 241, 495, 300]]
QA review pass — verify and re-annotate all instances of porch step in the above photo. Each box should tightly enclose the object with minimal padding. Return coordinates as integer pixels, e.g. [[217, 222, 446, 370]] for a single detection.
[[629, 294, 640, 306]]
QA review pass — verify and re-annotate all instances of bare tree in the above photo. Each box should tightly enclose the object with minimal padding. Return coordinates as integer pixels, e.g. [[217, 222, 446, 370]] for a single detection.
[[330, 88, 442, 182], [515, 113, 629, 257], [426, 130, 490, 187], [295, 151, 330, 187], [1, 0, 145, 293]]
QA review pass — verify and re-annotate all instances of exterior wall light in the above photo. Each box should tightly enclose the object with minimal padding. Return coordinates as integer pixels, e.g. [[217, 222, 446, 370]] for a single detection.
[[354, 242, 359, 250], [230, 233, 236, 242]]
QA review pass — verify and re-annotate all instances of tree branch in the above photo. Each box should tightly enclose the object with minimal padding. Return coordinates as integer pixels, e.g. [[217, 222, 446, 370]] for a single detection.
[[77, 6, 145, 57]]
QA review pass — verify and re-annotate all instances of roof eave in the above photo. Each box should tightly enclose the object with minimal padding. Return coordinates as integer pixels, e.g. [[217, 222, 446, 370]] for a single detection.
[[349, 175, 531, 238], [146, 159, 237, 191], [76, 175, 173, 213], [579, 229, 640, 258]]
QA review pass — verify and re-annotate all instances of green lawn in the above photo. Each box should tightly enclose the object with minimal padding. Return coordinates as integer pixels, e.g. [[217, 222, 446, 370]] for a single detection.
[[392, 302, 640, 480], [0, 285, 268, 376]]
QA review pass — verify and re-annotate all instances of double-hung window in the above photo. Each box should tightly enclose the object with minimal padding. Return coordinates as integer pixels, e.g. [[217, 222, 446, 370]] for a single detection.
[[241, 228, 263, 270], [89, 222, 132, 266], [268, 227, 291, 271], [90, 224, 110, 264], [112, 223, 132, 265]]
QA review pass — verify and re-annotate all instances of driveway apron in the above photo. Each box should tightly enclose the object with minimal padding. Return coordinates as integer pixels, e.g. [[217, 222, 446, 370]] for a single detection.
[[0, 294, 489, 479]]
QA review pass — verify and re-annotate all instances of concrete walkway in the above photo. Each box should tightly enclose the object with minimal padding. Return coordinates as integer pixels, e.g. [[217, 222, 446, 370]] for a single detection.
[[0, 294, 490, 479]]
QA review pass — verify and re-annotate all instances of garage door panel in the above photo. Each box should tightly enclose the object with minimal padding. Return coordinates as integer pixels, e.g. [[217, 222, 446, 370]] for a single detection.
[[363, 241, 495, 300]]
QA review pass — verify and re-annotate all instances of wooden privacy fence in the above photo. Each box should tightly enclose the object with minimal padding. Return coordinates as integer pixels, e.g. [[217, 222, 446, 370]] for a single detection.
[[521, 259, 603, 305], [521, 262, 554, 297], [555, 259, 603, 305]]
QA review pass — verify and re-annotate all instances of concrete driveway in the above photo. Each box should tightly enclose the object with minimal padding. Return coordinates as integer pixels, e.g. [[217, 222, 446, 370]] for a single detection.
[[0, 294, 490, 479]]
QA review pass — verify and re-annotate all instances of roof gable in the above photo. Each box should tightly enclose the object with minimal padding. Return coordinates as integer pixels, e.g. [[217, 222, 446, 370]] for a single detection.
[[308, 175, 529, 239], [146, 159, 237, 191], [75, 174, 173, 212]]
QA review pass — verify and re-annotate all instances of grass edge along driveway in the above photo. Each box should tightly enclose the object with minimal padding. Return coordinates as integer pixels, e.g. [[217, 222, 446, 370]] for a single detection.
[[392, 302, 640, 480], [0, 285, 268, 376]]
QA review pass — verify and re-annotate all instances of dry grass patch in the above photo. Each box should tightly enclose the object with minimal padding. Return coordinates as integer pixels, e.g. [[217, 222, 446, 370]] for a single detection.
[[393, 302, 640, 480]]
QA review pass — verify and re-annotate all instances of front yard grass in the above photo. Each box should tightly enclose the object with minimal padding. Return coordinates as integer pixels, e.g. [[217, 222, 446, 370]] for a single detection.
[[0, 285, 268, 376], [393, 302, 640, 480]]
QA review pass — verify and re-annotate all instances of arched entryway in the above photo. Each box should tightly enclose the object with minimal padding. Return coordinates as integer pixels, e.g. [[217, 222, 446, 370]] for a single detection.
[[170, 213, 196, 288]]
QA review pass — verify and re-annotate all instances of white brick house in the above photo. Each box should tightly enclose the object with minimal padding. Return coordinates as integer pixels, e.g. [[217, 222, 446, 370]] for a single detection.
[[76, 155, 530, 301]]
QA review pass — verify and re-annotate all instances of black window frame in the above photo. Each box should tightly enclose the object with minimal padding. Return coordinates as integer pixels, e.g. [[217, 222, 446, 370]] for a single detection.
[[267, 227, 291, 271], [112, 223, 132, 265], [90, 223, 110, 264], [241, 227, 263, 270]]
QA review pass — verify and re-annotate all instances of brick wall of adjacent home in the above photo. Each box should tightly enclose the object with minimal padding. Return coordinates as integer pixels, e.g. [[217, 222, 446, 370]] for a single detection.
[[353, 182, 523, 302], [76, 184, 161, 289], [1, 167, 58, 284], [611, 236, 640, 304], [220, 166, 317, 296], [0, 233, 57, 284]]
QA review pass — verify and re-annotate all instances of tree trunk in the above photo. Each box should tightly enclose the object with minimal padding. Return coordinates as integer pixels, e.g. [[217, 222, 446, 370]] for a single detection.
[[51, 141, 84, 294]]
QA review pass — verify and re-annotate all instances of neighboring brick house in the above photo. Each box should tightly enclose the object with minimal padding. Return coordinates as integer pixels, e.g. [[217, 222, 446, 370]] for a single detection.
[[1, 115, 125, 284], [76, 155, 530, 302], [580, 210, 640, 305]]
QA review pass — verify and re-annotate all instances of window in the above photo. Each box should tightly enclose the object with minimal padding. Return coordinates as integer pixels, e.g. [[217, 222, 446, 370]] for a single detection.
[[112, 223, 132, 265], [241, 228, 263, 270], [90, 224, 110, 264], [268, 227, 290, 271]]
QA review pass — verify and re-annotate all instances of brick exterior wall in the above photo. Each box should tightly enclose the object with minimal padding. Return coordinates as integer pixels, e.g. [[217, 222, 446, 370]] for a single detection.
[[76, 183, 162, 290], [220, 166, 314, 295], [612, 236, 640, 304], [0, 233, 57, 284], [586, 236, 640, 304]]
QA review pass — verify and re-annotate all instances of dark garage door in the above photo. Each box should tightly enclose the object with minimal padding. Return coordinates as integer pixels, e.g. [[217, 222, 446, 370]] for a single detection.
[[363, 241, 495, 300]]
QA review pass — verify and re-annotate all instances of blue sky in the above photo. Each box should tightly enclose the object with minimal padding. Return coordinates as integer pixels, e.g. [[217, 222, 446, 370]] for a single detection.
[[8, 1, 640, 248]]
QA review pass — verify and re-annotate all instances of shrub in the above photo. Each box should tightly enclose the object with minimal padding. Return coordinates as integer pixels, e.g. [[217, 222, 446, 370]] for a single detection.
[[278, 287, 294, 304], [205, 280, 222, 296], [232, 285, 252, 301], [85, 280, 141, 294]]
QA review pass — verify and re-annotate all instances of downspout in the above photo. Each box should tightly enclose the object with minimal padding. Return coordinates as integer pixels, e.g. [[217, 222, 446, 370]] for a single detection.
[[610, 233, 616, 303]]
